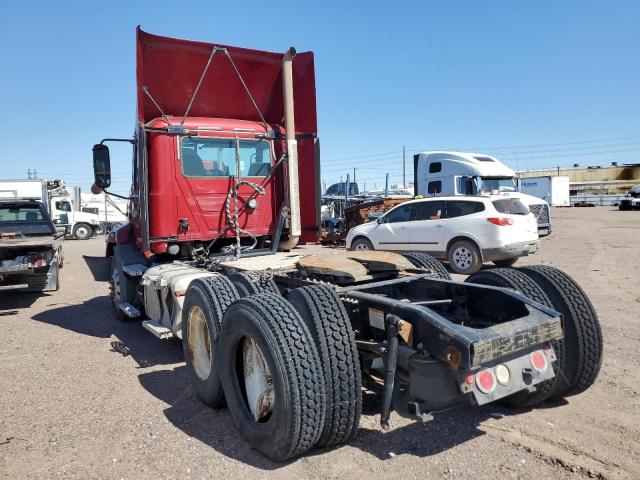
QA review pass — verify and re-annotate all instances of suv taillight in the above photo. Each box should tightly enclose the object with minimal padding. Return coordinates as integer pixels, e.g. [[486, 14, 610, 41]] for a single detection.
[[487, 217, 513, 226]]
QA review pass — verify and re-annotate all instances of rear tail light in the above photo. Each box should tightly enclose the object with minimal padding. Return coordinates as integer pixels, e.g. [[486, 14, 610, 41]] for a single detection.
[[530, 350, 548, 372], [475, 369, 497, 393], [487, 217, 514, 226], [27, 254, 47, 268]]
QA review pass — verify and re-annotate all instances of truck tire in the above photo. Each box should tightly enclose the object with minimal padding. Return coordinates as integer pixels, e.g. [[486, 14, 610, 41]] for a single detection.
[[492, 258, 518, 268], [518, 265, 603, 398], [219, 294, 325, 461], [447, 240, 482, 274], [52, 262, 60, 291], [182, 276, 239, 408], [73, 223, 93, 240], [402, 252, 451, 280], [287, 285, 362, 447], [350, 237, 374, 251], [110, 257, 136, 321], [228, 271, 280, 297], [465, 268, 565, 407]]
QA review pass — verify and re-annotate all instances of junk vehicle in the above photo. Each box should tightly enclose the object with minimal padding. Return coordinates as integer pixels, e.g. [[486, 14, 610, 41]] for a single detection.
[[91, 28, 602, 461], [518, 176, 570, 207], [413, 152, 552, 235], [0, 179, 102, 240], [619, 184, 640, 210], [0, 198, 63, 292]]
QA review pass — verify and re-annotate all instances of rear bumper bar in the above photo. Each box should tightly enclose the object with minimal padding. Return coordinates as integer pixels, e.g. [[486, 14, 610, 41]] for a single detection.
[[345, 277, 562, 369]]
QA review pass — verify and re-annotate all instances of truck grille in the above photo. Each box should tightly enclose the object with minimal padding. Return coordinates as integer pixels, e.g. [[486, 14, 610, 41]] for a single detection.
[[529, 204, 550, 226]]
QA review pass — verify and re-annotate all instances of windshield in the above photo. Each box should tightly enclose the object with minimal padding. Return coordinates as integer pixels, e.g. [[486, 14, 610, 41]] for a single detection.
[[0, 204, 55, 235], [479, 176, 516, 193], [181, 137, 272, 177]]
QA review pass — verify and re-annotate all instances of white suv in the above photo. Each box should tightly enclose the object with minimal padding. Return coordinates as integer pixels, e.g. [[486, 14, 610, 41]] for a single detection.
[[346, 196, 539, 274]]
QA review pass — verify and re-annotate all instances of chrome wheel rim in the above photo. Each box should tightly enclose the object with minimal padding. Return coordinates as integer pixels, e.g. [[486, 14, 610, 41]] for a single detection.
[[188, 306, 212, 381], [453, 247, 473, 270], [243, 337, 274, 422], [76, 226, 89, 238]]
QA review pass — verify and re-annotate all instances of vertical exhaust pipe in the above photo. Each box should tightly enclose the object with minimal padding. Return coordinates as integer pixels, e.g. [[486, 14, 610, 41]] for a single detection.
[[278, 47, 301, 250]]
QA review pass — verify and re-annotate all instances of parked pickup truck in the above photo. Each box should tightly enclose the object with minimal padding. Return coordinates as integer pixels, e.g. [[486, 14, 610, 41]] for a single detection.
[[0, 199, 64, 292]]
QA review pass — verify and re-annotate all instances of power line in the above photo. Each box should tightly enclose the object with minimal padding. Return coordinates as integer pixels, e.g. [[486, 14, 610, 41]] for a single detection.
[[323, 149, 402, 163], [406, 135, 640, 153]]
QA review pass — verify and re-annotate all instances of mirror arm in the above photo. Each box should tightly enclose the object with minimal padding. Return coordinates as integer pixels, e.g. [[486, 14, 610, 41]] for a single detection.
[[103, 189, 133, 201], [100, 138, 136, 145]]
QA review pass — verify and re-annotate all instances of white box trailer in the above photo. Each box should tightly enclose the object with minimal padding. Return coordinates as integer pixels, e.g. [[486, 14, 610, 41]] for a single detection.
[[0, 179, 48, 201], [518, 176, 570, 207]]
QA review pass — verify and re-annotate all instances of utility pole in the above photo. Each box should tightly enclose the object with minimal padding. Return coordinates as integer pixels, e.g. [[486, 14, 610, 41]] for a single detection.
[[384, 173, 389, 196], [27, 169, 31, 179], [344, 173, 350, 209], [402, 145, 406, 188]]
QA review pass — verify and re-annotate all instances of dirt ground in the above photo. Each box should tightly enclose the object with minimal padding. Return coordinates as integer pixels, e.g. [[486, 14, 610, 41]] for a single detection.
[[1, 207, 639, 480]]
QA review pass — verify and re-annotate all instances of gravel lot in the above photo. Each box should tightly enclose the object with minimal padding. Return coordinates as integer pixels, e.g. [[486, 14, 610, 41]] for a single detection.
[[1, 207, 639, 479]]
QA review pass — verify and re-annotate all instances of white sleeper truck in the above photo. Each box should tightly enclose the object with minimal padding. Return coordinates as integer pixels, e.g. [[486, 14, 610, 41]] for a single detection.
[[0, 180, 102, 240], [413, 151, 552, 235]]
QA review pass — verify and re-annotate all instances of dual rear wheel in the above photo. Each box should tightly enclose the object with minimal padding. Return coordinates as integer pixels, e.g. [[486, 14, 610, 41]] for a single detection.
[[466, 265, 603, 407], [182, 273, 361, 461]]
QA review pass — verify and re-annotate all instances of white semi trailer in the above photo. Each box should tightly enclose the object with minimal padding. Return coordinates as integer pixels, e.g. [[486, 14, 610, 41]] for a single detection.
[[518, 176, 570, 207], [413, 151, 552, 235], [0, 180, 102, 240]]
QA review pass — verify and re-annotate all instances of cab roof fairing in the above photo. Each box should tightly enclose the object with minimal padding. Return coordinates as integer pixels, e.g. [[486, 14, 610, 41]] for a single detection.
[[416, 151, 516, 178], [135, 27, 318, 136]]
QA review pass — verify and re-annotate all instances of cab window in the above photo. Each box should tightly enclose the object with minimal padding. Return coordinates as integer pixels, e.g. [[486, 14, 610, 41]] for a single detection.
[[427, 181, 442, 194], [55, 201, 72, 212], [181, 137, 271, 177], [445, 200, 485, 218], [382, 203, 415, 223], [456, 176, 475, 195], [415, 201, 445, 220], [428, 162, 442, 173]]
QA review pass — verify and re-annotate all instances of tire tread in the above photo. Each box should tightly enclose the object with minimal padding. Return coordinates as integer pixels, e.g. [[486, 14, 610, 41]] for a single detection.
[[288, 285, 362, 447]]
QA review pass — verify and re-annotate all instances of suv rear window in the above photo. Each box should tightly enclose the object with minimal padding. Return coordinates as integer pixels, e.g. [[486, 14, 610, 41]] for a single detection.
[[446, 200, 485, 218], [492, 199, 530, 215]]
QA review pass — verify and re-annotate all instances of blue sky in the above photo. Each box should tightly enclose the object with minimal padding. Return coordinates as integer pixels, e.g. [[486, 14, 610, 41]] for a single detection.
[[0, 1, 638, 194]]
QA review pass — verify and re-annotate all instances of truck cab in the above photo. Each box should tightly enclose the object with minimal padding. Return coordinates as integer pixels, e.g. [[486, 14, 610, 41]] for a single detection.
[[49, 195, 102, 239], [94, 28, 321, 267], [413, 151, 551, 235]]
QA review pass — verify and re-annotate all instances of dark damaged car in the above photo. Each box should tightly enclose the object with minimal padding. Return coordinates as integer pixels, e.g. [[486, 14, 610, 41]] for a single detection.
[[0, 200, 64, 293]]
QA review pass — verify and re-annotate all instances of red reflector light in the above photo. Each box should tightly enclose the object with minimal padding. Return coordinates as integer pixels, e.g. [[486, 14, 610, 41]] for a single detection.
[[487, 217, 514, 226], [530, 350, 548, 372], [475, 369, 496, 393]]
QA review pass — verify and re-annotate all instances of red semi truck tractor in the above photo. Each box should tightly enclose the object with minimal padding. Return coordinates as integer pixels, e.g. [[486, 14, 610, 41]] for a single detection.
[[92, 28, 603, 461]]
